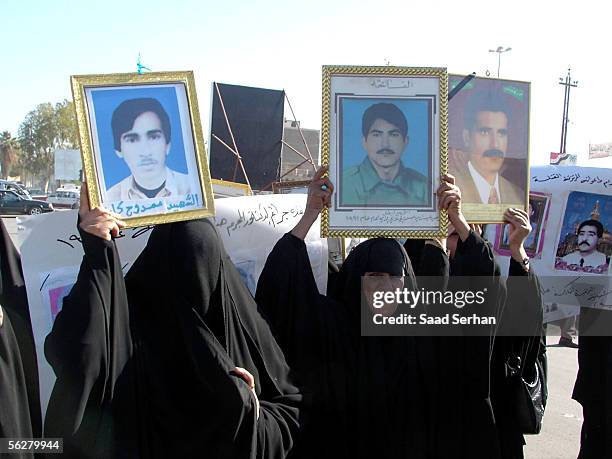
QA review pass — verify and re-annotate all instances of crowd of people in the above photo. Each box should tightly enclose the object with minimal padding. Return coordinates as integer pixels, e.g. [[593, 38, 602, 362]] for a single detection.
[[0, 169, 610, 458]]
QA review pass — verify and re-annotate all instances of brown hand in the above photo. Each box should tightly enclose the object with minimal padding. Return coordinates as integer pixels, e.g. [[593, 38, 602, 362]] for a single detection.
[[232, 367, 260, 420], [78, 183, 126, 241], [305, 165, 334, 214], [503, 208, 532, 248]]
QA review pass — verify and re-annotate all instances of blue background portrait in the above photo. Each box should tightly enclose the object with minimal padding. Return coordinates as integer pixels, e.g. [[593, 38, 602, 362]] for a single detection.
[[91, 86, 189, 190], [339, 97, 431, 176], [558, 191, 612, 248]]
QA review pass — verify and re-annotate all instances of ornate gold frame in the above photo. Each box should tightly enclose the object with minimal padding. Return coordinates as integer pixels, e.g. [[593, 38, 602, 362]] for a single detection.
[[272, 180, 311, 194], [211, 179, 252, 197], [71, 71, 215, 228], [320, 65, 448, 239]]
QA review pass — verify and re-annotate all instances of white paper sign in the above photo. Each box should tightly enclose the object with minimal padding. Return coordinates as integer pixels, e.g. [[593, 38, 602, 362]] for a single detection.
[[489, 165, 612, 323]]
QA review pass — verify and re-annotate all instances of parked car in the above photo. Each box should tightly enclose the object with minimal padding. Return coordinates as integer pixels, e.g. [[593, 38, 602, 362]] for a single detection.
[[0, 180, 32, 200], [27, 188, 49, 200], [0, 190, 53, 215], [48, 188, 80, 209]]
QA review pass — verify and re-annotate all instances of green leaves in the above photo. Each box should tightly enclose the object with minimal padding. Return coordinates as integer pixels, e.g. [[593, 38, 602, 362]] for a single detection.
[[16, 99, 79, 187]]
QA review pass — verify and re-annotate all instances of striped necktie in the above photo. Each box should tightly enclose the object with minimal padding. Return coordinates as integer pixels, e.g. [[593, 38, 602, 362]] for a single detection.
[[488, 186, 499, 204]]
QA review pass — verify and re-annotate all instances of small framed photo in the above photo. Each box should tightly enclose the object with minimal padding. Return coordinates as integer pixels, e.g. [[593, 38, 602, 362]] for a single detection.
[[272, 180, 310, 194], [321, 66, 448, 238], [71, 71, 214, 227], [554, 191, 612, 275], [495, 192, 550, 258], [448, 75, 530, 223]]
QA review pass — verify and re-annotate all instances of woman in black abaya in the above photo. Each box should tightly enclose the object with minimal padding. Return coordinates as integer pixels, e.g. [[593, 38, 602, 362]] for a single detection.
[[45, 187, 302, 458], [0, 219, 41, 458], [256, 167, 429, 458], [125, 218, 302, 458]]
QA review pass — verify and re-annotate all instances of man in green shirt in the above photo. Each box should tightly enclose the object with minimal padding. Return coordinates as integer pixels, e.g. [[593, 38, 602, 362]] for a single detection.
[[341, 102, 430, 207]]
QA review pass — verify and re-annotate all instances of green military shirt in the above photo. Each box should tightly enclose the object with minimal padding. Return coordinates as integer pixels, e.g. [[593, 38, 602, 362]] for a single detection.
[[341, 157, 430, 207]]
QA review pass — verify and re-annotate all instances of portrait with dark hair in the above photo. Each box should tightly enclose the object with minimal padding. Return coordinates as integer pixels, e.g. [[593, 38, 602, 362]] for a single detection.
[[448, 75, 530, 222], [73, 72, 214, 227], [321, 66, 446, 238], [105, 97, 193, 201], [338, 99, 433, 208], [555, 191, 612, 274]]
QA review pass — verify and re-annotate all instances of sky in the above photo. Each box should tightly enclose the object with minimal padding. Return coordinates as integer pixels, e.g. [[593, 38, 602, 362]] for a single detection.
[[3, 0, 612, 167]]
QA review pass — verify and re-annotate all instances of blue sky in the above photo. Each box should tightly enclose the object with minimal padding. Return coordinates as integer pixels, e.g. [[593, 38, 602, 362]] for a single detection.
[[3, 0, 612, 166]]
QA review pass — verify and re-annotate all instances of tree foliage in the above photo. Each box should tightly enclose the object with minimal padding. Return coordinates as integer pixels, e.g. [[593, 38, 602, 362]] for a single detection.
[[0, 131, 21, 179], [17, 99, 79, 188]]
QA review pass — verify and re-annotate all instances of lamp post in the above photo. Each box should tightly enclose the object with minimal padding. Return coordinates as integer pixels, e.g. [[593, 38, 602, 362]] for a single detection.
[[559, 68, 578, 155], [488, 46, 512, 78]]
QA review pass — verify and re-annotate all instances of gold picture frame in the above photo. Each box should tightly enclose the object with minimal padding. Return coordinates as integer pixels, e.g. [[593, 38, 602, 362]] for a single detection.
[[272, 180, 311, 194], [71, 71, 214, 228], [211, 179, 252, 198], [321, 65, 448, 238], [447, 74, 530, 223]]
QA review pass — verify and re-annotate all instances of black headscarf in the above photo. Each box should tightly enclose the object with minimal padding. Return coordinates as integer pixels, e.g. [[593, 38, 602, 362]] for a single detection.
[[0, 219, 41, 456], [124, 218, 302, 458], [333, 239, 428, 458]]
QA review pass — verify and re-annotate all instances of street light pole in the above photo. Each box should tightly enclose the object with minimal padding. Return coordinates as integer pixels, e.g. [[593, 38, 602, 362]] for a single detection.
[[488, 46, 512, 78], [559, 68, 578, 155]]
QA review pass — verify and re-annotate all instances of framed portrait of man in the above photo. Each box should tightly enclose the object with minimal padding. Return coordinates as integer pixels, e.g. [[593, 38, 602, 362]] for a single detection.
[[321, 66, 448, 238], [448, 75, 530, 223], [495, 192, 550, 258], [554, 191, 612, 275], [71, 71, 214, 227]]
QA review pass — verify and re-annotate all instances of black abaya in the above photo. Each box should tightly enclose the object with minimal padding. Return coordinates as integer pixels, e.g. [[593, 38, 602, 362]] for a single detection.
[[0, 219, 41, 458], [45, 218, 302, 458], [256, 234, 429, 459], [44, 222, 139, 458], [573, 309, 612, 458], [124, 218, 302, 458]]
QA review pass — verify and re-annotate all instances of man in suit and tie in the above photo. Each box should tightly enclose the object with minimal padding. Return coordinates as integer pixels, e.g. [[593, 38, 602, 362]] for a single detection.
[[454, 92, 523, 206]]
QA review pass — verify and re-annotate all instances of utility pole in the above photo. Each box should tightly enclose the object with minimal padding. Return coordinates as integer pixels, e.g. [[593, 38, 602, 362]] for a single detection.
[[488, 46, 511, 77], [559, 68, 578, 155]]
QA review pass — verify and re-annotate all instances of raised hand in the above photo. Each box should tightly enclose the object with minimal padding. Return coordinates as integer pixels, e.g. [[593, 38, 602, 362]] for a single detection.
[[437, 174, 470, 242], [291, 166, 334, 240], [305, 165, 334, 214], [503, 208, 532, 249], [78, 183, 126, 241], [503, 207, 532, 269]]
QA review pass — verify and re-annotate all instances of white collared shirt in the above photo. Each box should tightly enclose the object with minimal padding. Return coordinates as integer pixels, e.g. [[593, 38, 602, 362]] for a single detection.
[[468, 161, 500, 204], [106, 167, 192, 202], [561, 250, 608, 268]]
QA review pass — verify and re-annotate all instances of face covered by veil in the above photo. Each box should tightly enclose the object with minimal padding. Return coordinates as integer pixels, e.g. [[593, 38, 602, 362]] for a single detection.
[[124, 218, 302, 458], [328, 238, 429, 458]]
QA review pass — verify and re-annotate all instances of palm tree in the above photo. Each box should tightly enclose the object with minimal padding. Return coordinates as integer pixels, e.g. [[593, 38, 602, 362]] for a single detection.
[[0, 131, 20, 180]]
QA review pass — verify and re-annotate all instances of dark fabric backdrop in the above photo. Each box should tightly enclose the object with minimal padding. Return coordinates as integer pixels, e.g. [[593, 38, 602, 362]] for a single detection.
[[210, 83, 284, 190]]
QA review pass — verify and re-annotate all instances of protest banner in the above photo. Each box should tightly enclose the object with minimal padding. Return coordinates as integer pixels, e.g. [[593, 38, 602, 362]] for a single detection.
[[491, 165, 612, 323]]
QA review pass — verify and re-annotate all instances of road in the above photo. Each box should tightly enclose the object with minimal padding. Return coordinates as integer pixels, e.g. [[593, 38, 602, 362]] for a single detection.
[[1, 216, 585, 458]]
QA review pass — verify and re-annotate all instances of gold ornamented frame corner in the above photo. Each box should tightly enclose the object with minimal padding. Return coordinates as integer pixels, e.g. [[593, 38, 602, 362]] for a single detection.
[[71, 71, 215, 228], [320, 65, 448, 239]]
